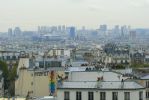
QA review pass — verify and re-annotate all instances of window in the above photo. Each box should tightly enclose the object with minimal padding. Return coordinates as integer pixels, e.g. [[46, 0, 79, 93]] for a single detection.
[[64, 91, 70, 100], [2, 56, 4, 60], [139, 91, 143, 100], [76, 92, 82, 100], [146, 81, 149, 88], [100, 92, 106, 100], [12, 56, 16, 60], [7, 56, 10, 60], [124, 92, 130, 100], [146, 92, 149, 98], [88, 92, 94, 100], [39, 61, 44, 68], [112, 92, 118, 100], [31, 82, 33, 86]]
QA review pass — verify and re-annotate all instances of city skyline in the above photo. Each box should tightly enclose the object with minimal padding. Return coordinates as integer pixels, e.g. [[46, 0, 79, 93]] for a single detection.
[[0, 0, 149, 31]]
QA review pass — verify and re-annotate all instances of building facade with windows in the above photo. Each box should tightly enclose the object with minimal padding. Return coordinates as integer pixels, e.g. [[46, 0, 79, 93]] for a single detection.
[[57, 70, 146, 100], [57, 81, 145, 100], [0, 51, 27, 65], [137, 75, 149, 100]]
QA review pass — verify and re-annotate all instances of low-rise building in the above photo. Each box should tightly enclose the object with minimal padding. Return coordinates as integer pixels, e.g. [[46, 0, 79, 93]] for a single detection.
[[15, 58, 66, 98], [57, 81, 145, 100], [57, 69, 146, 100], [15, 56, 146, 100], [131, 51, 145, 64], [137, 74, 149, 100], [0, 50, 27, 68], [15, 67, 66, 98]]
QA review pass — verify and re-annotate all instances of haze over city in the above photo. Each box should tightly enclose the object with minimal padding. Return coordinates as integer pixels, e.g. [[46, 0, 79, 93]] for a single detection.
[[0, 0, 149, 31], [1, 0, 149, 100]]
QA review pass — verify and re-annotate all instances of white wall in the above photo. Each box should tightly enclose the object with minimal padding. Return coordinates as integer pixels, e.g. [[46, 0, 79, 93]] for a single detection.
[[48, 49, 70, 57], [64, 50, 70, 57], [57, 89, 146, 100], [17, 58, 29, 75]]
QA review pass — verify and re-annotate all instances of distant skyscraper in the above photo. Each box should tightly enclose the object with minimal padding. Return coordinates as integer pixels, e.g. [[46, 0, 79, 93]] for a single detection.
[[8, 28, 13, 36], [14, 27, 21, 36], [38, 26, 41, 33], [99, 24, 107, 32], [51, 26, 57, 32], [129, 30, 136, 41], [62, 25, 66, 32], [40, 26, 44, 33], [121, 25, 129, 37], [43, 26, 47, 33], [114, 25, 120, 36], [38, 26, 53, 33], [69, 27, 76, 39], [58, 25, 62, 32], [82, 26, 86, 31]]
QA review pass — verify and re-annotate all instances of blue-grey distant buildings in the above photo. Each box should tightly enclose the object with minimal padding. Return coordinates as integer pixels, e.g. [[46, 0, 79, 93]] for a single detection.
[[8, 28, 13, 36], [14, 27, 22, 36], [69, 27, 76, 39], [114, 25, 120, 35], [99, 24, 107, 32]]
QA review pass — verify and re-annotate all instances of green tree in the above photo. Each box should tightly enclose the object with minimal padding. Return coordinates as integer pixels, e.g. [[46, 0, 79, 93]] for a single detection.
[[0, 60, 9, 79], [8, 63, 18, 96], [8, 65, 17, 81], [0, 60, 18, 96], [0, 60, 9, 96], [131, 63, 149, 68], [115, 64, 125, 69]]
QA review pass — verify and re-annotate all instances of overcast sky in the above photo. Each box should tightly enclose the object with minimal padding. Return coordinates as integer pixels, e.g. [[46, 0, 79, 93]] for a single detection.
[[0, 0, 149, 31]]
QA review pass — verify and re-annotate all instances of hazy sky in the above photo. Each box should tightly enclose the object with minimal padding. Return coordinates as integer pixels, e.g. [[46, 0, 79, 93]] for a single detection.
[[0, 0, 149, 31]]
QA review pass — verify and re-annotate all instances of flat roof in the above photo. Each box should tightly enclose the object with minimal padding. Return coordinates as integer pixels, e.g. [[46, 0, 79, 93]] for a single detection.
[[58, 81, 144, 90]]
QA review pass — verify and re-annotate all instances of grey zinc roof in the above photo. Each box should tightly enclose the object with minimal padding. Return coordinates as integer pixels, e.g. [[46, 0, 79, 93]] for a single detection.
[[58, 81, 144, 90]]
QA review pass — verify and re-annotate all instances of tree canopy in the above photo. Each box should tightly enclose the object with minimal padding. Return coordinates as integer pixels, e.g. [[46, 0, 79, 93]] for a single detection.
[[0, 60, 18, 96], [0, 60, 9, 79]]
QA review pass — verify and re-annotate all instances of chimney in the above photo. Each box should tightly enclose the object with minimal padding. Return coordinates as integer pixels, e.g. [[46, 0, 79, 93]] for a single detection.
[[97, 77, 102, 88], [121, 79, 124, 88]]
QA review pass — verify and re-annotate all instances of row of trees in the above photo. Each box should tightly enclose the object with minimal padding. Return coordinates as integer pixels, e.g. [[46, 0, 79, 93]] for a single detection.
[[0, 60, 17, 97], [130, 63, 149, 68]]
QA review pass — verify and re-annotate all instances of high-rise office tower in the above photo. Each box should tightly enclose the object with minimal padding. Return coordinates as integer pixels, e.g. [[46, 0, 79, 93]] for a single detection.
[[50, 26, 57, 33], [129, 30, 136, 41], [69, 27, 76, 39], [58, 25, 62, 32], [99, 24, 107, 31], [38, 26, 41, 33], [8, 28, 13, 36], [14, 27, 21, 36], [114, 25, 120, 36], [62, 25, 66, 32], [43, 26, 47, 33], [121, 25, 129, 37], [82, 26, 86, 31]]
